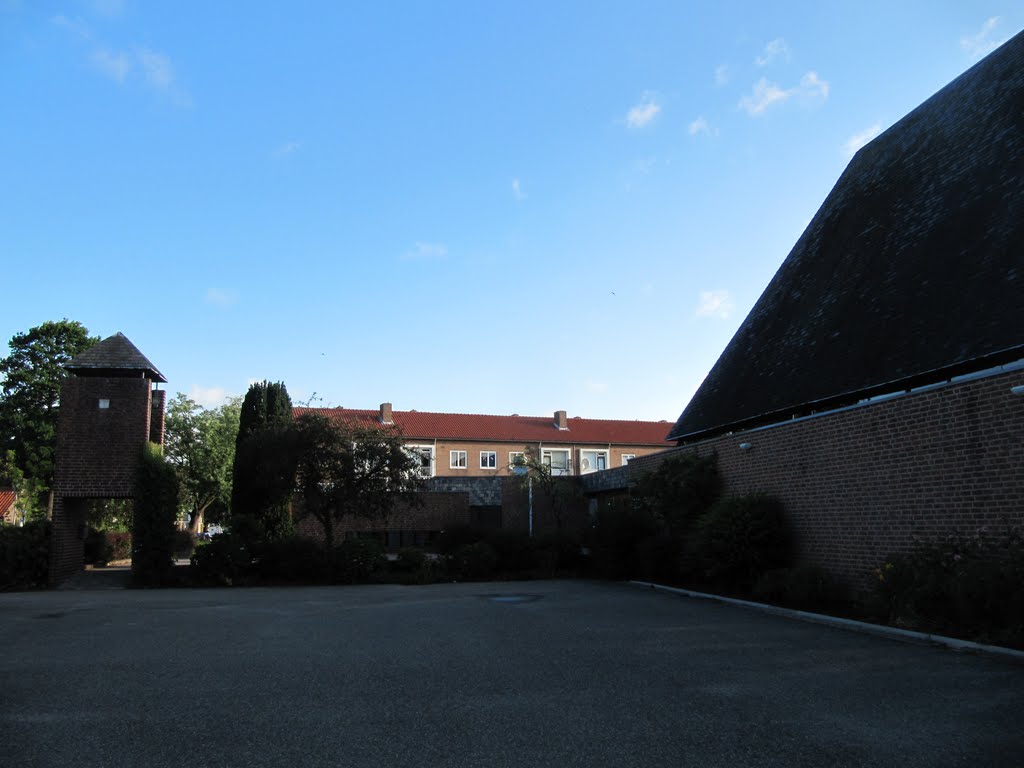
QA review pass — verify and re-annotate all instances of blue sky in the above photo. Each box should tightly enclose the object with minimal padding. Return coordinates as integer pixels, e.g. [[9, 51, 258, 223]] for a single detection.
[[1, 2, 1019, 422]]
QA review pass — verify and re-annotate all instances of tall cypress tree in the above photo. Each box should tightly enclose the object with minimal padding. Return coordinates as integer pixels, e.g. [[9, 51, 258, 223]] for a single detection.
[[230, 381, 295, 538]]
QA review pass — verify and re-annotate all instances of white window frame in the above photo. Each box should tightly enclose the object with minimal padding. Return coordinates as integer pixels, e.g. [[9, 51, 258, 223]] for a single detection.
[[405, 445, 435, 478], [480, 451, 497, 469], [542, 448, 571, 476], [450, 450, 468, 469], [509, 451, 528, 475], [621, 454, 636, 466], [579, 449, 609, 474]]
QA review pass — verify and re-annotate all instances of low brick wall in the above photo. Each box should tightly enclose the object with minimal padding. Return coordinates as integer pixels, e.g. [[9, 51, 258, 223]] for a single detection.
[[624, 366, 1024, 588], [296, 492, 471, 543]]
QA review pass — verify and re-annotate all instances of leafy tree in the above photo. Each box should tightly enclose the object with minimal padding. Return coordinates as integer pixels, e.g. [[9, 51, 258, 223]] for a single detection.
[[132, 443, 180, 586], [230, 381, 294, 538], [164, 393, 241, 533], [0, 320, 98, 489], [0, 449, 44, 524], [292, 413, 424, 549], [631, 452, 721, 537], [512, 446, 582, 531]]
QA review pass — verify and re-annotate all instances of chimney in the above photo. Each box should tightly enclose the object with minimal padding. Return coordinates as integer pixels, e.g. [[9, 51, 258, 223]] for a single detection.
[[554, 410, 568, 430], [380, 402, 393, 425]]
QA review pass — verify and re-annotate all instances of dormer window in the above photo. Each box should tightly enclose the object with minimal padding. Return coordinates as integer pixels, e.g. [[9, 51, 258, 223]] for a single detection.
[[98, 399, 110, 409]]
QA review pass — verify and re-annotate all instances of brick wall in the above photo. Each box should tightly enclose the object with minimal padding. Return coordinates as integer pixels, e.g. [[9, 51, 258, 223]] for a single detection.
[[295, 492, 471, 543], [624, 366, 1024, 588], [55, 376, 153, 498], [49, 497, 87, 586]]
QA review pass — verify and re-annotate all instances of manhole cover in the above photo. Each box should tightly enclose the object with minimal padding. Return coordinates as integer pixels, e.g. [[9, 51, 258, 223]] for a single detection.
[[481, 594, 541, 604]]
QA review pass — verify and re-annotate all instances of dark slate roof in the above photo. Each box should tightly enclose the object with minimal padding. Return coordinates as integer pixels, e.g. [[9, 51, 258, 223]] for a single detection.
[[65, 332, 166, 382], [669, 31, 1024, 442]]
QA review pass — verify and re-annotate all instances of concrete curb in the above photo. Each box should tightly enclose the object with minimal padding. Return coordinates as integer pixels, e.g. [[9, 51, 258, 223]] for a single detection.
[[630, 580, 1024, 664]]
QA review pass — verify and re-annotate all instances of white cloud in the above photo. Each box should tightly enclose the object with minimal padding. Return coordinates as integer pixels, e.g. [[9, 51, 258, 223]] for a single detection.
[[90, 48, 131, 82], [961, 17, 1007, 60], [755, 37, 790, 67], [135, 47, 174, 89], [51, 14, 92, 40], [401, 242, 449, 261], [188, 385, 230, 408], [799, 70, 829, 100], [511, 178, 525, 200], [626, 93, 661, 128], [738, 77, 789, 115], [714, 64, 729, 86], [842, 122, 882, 157], [739, 71, 829, 116], [695, 290, 735, 319], [275, 140, 302, 156], [204, 288, 238, 307], [688, 116, 714, 136]]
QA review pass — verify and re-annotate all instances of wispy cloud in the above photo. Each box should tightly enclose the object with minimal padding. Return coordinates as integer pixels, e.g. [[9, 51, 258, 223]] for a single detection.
[[511, 178, 526, 200], [688, 116, 714, 137], [135, 47, 174, 89], [275, 140, 302, 156], [90, 48, 131, 82], [626, 93, 661, 128], [51, 14, 92, 40], [842, 122, 882, 157], [188, 385, 230, 408], [961, 17, 1007, 60], [714, 64, 729, 87], [739, 71, 829, 116], [695, 290, 735, 319], [204, 288, 239, 308], [755, 37, 790, 67], [401, 242, 449, 261]]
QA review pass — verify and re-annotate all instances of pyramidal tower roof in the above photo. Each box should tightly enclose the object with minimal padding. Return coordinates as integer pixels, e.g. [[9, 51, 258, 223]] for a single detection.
[[65, 332, 166, 382]]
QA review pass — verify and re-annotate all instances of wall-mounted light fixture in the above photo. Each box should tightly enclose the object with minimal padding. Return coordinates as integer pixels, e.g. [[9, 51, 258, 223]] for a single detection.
[[1012, 385, 1024, 397], [739, 442, 752, 451]]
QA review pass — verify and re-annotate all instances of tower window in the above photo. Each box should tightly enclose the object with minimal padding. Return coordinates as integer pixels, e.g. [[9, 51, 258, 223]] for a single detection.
[[98, 399, 110, 409]]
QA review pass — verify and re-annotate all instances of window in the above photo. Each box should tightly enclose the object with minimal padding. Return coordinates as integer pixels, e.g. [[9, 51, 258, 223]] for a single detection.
[[450, 450, 468, 469], [406, 445, 435, 478], [542, 449, 571, 476], [509, 452, 528, 475], [621, 454, 636, 466], [98, 398, 110, 409], [579, 449, 609, 474], [480, 451, 497, 469]]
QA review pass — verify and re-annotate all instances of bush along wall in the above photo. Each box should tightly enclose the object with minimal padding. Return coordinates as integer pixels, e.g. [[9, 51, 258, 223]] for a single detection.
[[132, 443, 180, 587], [0, 521, 50, 590]]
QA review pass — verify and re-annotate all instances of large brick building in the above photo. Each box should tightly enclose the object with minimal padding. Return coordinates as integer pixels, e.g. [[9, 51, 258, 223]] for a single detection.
[[616, 31, 1024, 587]]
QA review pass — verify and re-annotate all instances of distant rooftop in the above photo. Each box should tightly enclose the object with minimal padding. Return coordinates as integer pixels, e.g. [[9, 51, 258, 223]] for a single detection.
[[65, 332, 166, 383], [668, 30, 1024, 442]]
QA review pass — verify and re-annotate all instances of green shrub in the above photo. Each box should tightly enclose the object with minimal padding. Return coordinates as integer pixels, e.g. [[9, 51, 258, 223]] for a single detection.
[[0, 521, 50, 589], [84, 528, 111, 565], [534, 530, 584, 573], [107, 532, 132, 561], [486, 530, 537, 573], [434, 525, 484, 556], [393, 547, 427, 573], [172, 530, 194, 560], [256, 537, 328, 583], [876, 531, 1024, 644], [753, 564, 847, 611], [132, 445, 180, 587], [691, 494, 793, 591], [334, 537, 385, 583], [449, 541, 498, 580], [190, 531, 257, 586], [632, 452, 722, 537], [590, 496, 660, 579]]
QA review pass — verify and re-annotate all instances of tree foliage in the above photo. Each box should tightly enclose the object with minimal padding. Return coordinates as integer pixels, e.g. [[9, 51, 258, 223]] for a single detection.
[[0, 320, 98, 486], [230, 381, 294, 537], [632, 452, 721, 536], [164, 393, 241, 533], [512, 446, 582, 531], [292, 413, 425, 548], [132, 443, 180, 586]]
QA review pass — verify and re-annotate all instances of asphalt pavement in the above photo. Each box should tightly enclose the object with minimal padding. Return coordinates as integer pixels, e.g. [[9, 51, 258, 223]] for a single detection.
[[2, 580, 1021, 767]]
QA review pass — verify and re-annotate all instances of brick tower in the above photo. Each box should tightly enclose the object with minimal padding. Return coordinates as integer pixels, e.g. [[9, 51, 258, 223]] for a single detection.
[[49, 333, 167, 585]]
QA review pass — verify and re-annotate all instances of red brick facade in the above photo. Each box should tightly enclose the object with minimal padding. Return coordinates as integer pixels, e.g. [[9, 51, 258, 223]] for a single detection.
[[628, 366, 1024, 588]]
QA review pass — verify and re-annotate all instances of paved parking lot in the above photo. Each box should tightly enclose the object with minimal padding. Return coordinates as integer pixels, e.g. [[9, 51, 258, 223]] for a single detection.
[[2, 580, 1021, 767]]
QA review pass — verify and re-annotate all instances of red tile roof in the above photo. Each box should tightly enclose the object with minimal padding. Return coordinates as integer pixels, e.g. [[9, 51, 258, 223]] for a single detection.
[[293, 407, 674, 446], [0, 489, 16, 520]]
